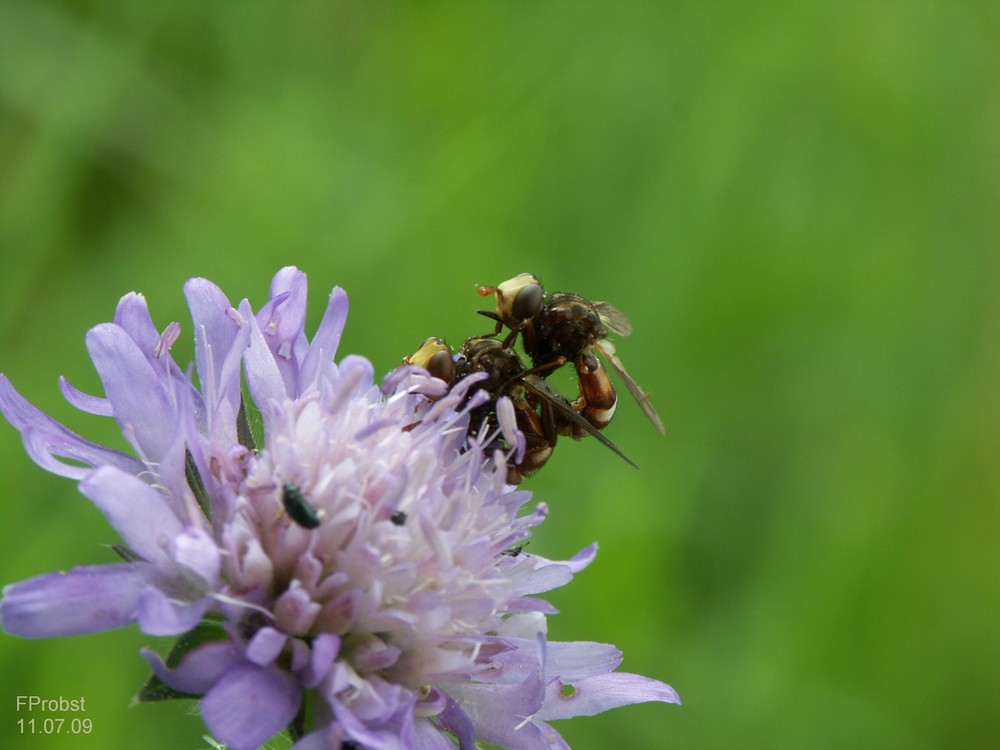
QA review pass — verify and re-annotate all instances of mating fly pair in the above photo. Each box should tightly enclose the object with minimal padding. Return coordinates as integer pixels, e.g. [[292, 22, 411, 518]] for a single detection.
[[403, 273, 663, 484]]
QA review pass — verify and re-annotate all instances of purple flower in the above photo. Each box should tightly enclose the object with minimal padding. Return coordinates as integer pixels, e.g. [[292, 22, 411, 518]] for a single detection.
[[0, 268, 679, 749]]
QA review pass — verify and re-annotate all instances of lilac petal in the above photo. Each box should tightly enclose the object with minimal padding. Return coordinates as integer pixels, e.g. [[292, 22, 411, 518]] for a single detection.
[[79, 466, 182, 565], [496, 396, 526, 463], [505, 597, 559, 615], [290, 731, 338, 750], [544, 640, 623, 681], [254, 291, 293, 359], [299, 286, 348, 391], [185, 278, 238, 382], [170, 527, 221, 585], [289, 636, 312, 672], [444, 675, 548, 750], [155, 399, 212, 516], [464, 638, 538, 688], [352, 639, 401, 673], [414, 718, 459, 750], [141, 641, 242, 695], [154, 321, 181, 358], [201, 662, 301, 750], [562, 542, 598, 572], [381, 363, 449, 397], [332, 355, 375, 405], [59, 376, 113, 416], [263, 266, 309, 354], [243, 301, 288, 415], [301, 633, 340, 688], [331, 699, 412, 750], [19, 428, 93, 480], [86, 323, 179, 461], [246, 626, 288, 667], [0, 564, 151, 637], [415, 686, 448, 716], [270, 265, 303, 294], [208, 319, 251, 442], [136, 587, 210, 636], [514, 564, 573, 596], [20, 425, 139, 480], [0, 375, 144, 479], [347, 675, 415, 726], [516, 543, 599, 596], [255, 269, 309, 395], [274, 585, 322, 636], [184, 277, 246, 434], [437, 697, 476, 750], [113, 292, 162, 355], [495, 612, 547, 641], [537, 672, 681, 721], [535, 722, 571, 750]]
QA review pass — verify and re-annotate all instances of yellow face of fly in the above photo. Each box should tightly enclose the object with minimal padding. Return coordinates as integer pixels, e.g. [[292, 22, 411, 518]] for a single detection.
[[406, 337, 456, 384], [488, 273, 543, 329]]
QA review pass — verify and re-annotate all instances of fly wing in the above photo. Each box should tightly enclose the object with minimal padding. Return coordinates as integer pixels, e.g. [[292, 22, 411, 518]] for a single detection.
[[593, 301, 633, 337], [521, 375, 638, 469], [595, 340, 665, 434]]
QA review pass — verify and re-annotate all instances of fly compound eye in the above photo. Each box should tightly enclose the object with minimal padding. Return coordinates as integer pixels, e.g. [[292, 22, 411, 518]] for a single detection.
[[426, 350, 456, 384], [511, 282, 543, 323], [407, 338, 455, 385]]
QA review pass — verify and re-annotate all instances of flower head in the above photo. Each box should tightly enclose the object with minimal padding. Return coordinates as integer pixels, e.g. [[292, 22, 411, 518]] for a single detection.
[[0, 268, 678, 749]]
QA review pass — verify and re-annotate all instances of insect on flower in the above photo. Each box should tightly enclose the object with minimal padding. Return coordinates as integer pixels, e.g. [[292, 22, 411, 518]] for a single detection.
[[282, 482, 321, 529], [402, 333, 636, 483], [478, 272, 666, 436]]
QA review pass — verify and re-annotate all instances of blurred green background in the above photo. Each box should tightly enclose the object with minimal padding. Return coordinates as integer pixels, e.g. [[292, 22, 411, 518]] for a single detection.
[[1, 2, 997, 748]]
